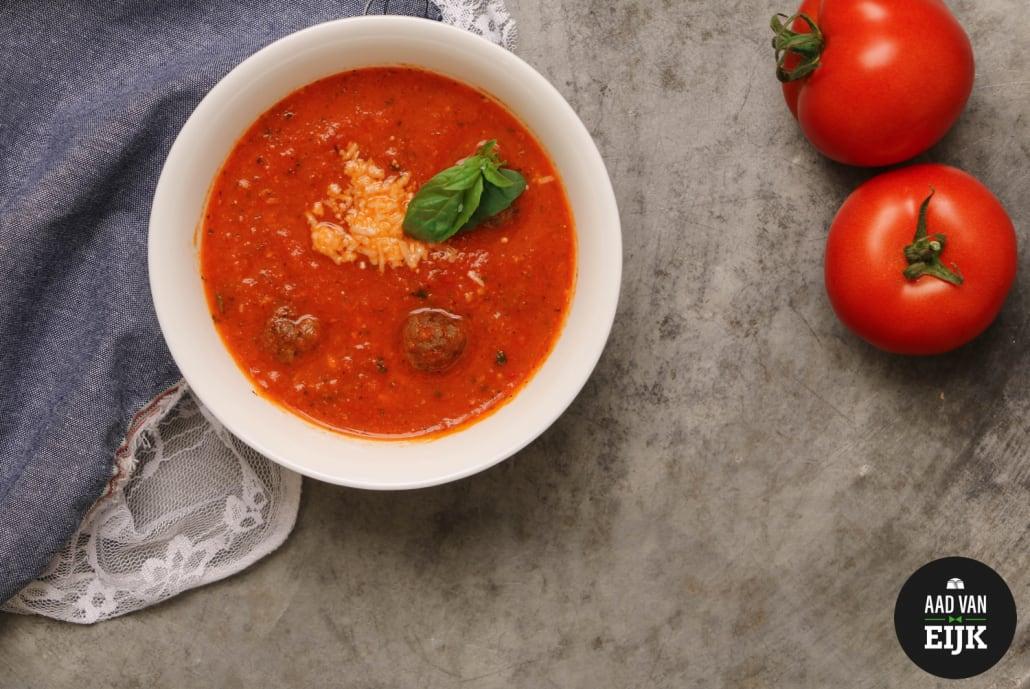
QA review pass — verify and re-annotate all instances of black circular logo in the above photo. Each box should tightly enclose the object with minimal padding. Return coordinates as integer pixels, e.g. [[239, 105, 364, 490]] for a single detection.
[[894, 556, 1016, 679]]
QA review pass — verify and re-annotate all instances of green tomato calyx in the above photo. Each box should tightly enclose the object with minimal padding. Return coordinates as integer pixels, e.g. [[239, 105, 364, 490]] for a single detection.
[[770, 13, 824, 83], [903, 190, 964, 286]]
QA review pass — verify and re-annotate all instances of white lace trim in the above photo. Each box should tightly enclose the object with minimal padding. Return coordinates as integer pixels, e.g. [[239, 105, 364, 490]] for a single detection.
[[436, 0, 518, 50], [3, 385, 302, 623]]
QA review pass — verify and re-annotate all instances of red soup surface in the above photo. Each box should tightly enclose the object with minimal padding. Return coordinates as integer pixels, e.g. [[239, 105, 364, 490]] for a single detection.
[[200, 67, 576, 438]]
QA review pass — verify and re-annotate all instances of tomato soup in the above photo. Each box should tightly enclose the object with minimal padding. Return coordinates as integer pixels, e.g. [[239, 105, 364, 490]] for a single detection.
[[200, 67, 575, 438]]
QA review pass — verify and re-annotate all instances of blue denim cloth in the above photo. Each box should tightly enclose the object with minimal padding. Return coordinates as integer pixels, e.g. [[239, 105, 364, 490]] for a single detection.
[[0, 0, 440, 603]]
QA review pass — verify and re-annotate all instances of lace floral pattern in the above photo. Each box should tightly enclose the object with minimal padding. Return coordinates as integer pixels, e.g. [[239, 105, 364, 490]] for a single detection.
[[3, 387, 302, 623], [435, 0, 518, 49]]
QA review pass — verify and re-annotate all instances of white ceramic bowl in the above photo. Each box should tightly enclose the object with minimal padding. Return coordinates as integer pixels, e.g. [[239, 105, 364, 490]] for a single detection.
[[149, 16, 621, 489]]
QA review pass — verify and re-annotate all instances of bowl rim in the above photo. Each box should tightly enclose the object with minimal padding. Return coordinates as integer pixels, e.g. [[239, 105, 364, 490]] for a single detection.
[[148, 15, 622, 490]]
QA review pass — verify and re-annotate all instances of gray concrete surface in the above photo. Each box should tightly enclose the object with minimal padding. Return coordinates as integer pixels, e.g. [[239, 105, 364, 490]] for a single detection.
[[2, 0, 1029, 686]]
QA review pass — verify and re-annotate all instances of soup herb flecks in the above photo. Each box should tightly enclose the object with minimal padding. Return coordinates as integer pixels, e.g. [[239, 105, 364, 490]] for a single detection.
[[200, 67, 575, 439]]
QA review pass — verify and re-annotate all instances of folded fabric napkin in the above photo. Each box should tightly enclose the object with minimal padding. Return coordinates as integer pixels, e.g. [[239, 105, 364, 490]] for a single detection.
[[0, 0, 515, 619]]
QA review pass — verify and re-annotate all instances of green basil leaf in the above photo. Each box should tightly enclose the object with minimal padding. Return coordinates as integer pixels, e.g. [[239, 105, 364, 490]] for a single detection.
[[403, 179, 465, 242], [482, 165, 515, 188], [403, 140, 524, 243], [452, 175, 485, 234], [476, 140, 499, 162], [461, 169, 526, 232], [428, 157, 482, 191], [441, 166, 482, 191]]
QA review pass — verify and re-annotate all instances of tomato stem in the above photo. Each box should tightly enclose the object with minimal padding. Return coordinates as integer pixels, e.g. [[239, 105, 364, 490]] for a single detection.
[[902, 191, 964, 286], [770, 13, 824, 83]]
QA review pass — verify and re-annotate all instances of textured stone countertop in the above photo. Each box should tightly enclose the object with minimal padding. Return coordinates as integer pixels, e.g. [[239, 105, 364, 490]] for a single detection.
[[2, 1, 1028, 687]]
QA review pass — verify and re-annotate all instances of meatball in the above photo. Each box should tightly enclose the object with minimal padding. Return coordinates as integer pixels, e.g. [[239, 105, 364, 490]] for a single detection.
[[262, 306, 321, 363], [402, 308, 468, 373]]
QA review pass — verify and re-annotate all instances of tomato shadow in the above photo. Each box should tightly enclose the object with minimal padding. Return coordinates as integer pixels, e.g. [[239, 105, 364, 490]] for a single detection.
[[811, 155, 871, 201], [808, 148, 963, 216], [837, 272, 1028, 412], [808, 103, 998, 217]]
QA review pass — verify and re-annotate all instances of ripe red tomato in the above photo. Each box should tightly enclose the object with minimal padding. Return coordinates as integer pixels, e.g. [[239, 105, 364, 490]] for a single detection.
[[825, 165, 1017, 355], [773, 0, 974, 167]]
